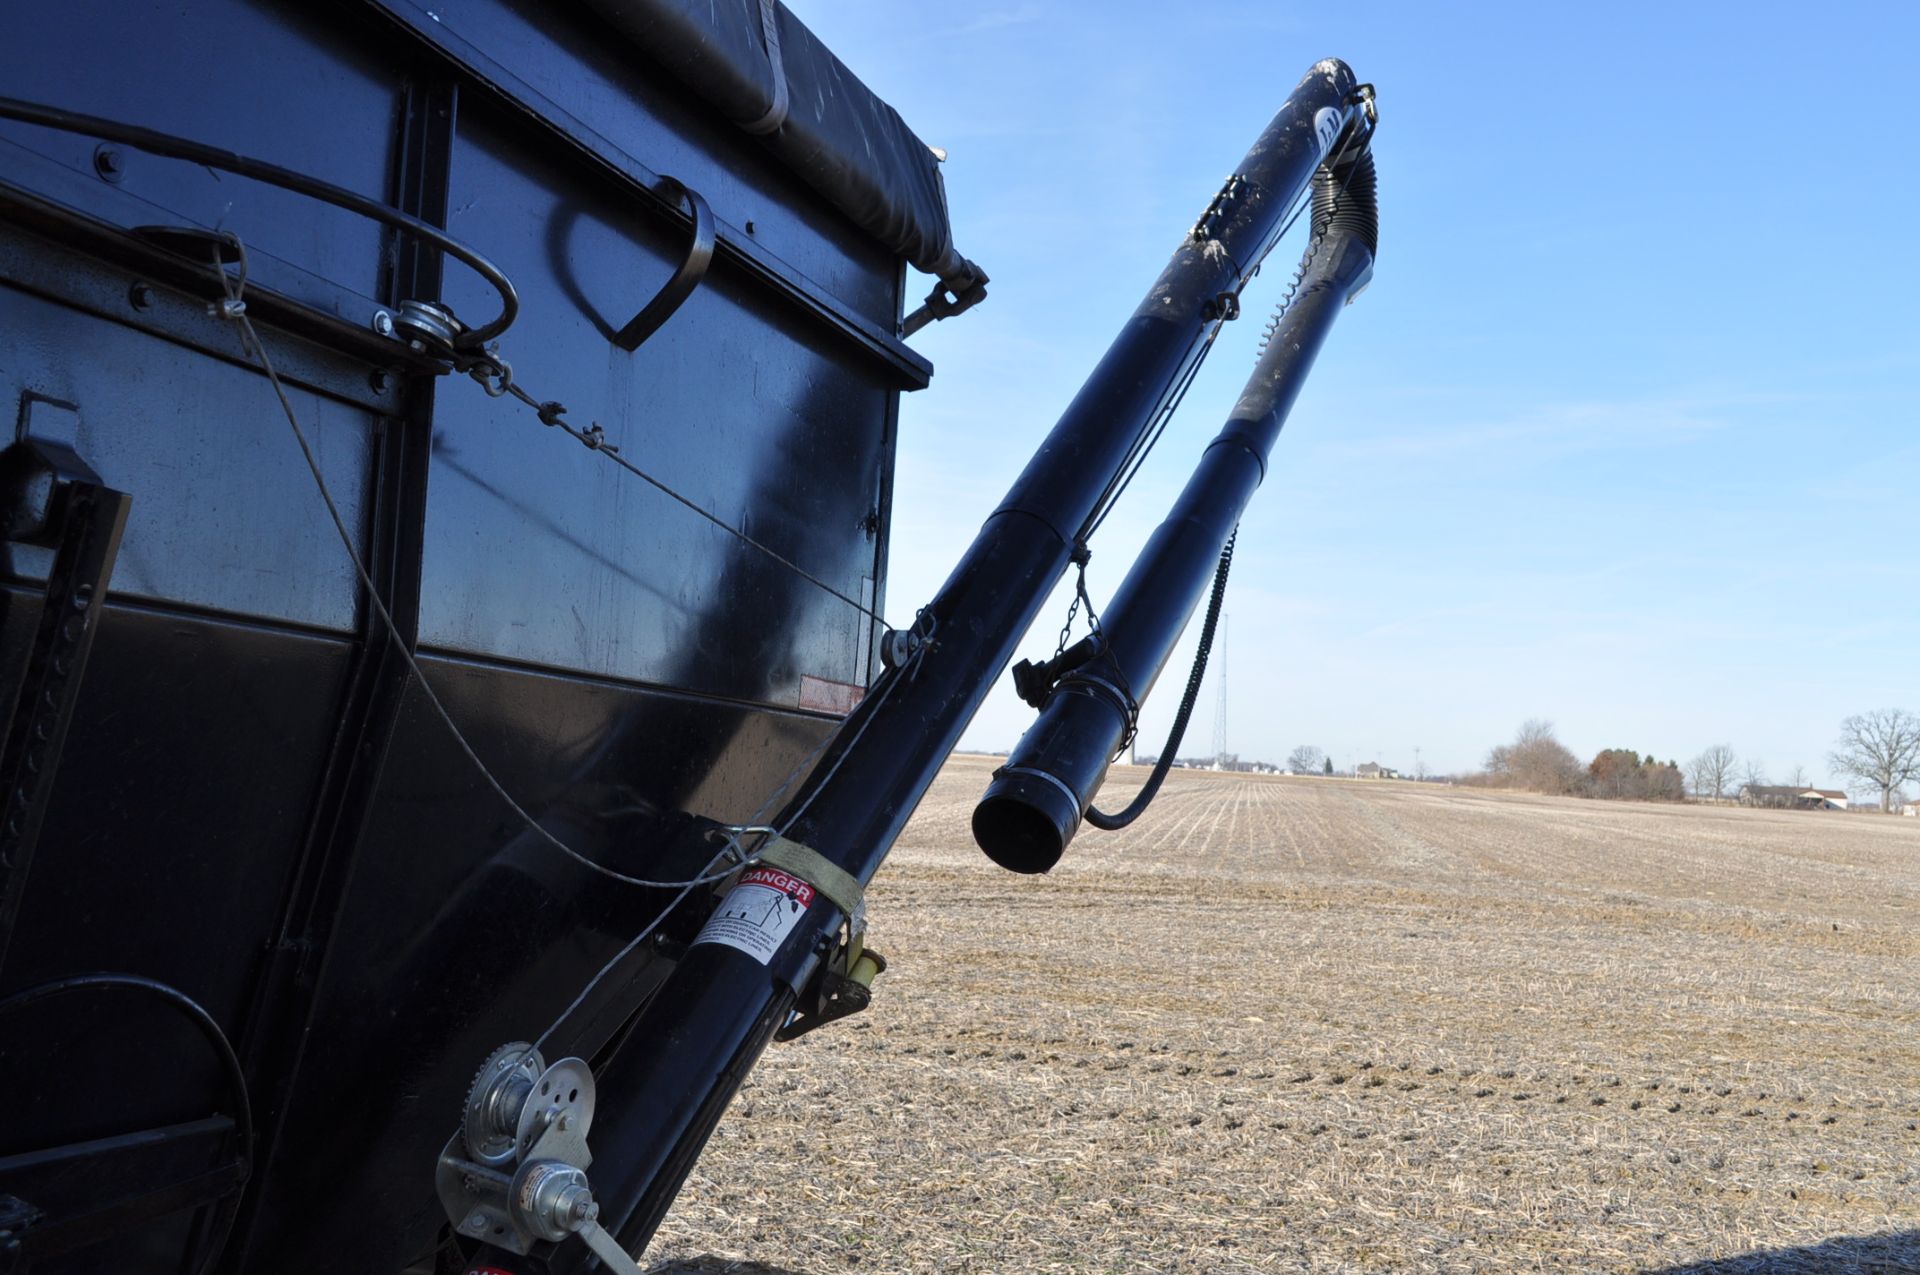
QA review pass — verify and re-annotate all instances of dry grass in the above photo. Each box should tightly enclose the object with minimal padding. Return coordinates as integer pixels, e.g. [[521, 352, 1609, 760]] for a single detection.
[[647, 756, 1920, 1273]]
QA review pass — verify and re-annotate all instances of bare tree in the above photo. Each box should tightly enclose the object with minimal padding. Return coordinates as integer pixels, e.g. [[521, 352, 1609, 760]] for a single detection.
[[1644, 762, 1685, 801], [1688, 744, 1738, 802], [1684, 754, 1709, 801], [1485, 720, 1583, 794], [1784, 764, 1808, 789], [1741, 758, 1767, 795], [1286, 745, 1325, 775], [1829, 708, 1920, 812]]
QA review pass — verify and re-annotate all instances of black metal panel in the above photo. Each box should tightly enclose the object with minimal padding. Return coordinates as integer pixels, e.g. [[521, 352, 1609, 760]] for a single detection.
[[0, 282, 375, 632], [0, 215, 407, 416], [0, 0, 915, 1268], [239, 656, 838, 1273], [421, 99, 891, 705], [0, 1117, 239, 1274], [0, 603, 353, 1148], [0, 0, 401, 326]]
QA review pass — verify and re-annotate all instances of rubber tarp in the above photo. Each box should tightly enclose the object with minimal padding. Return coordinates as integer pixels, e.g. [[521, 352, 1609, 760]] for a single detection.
[[582, 0, 978, 289]]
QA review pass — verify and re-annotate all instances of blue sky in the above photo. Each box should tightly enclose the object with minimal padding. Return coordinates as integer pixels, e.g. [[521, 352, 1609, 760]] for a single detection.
[[789, 1, 1919, 786]]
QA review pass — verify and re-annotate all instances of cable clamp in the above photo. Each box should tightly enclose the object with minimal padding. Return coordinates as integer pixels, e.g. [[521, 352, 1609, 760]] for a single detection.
[[467, 354, 513, 397], [1347, 82, 1378, 124]]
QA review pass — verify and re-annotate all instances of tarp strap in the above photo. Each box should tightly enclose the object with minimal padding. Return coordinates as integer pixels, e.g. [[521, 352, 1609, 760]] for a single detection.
[[755, 835, 861, 916], [740, 0, 790, 135]]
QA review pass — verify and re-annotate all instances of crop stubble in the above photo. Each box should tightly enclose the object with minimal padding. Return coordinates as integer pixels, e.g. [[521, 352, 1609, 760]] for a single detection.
[[648, 755, 1919, 1273]]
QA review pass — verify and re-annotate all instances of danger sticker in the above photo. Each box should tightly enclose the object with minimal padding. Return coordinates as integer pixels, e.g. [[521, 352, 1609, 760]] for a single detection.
[[694, 866, 815, 964]]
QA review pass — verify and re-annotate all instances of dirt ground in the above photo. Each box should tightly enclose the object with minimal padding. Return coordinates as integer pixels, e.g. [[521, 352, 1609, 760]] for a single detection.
[[647, 756, 1920, 1273]]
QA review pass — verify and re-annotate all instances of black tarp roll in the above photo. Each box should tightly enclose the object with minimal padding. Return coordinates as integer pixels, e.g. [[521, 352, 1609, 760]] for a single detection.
[[582, 0, 981, 290]]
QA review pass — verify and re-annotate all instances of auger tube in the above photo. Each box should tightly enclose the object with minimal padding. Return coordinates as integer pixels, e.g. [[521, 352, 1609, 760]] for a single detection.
[[974, 146, 1380, 873], [494, 60, 1375, 1275]]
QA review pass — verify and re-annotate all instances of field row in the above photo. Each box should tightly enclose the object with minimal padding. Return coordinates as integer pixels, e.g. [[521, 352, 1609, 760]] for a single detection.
[[649, 757, 1920, 1273]]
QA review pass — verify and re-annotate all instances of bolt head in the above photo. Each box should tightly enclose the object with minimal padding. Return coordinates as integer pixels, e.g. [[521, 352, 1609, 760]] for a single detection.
[[372, 310, 395, 337]]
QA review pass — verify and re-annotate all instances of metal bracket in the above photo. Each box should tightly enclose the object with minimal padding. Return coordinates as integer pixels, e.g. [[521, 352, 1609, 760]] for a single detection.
[[1010, 633, 1103, 710], [1190, 174, 1250, 242], [612, 178, 715, 352], [0, 397, 131, 974], [775, 941, 886, 1042], [1201, 291, 1241, 322], [901, 262, 989, 338], [0, 1162, 244, 1266]]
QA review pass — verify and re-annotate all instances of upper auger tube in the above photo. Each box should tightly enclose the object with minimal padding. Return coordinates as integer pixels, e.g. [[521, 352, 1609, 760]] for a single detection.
[[972, 91, 1381, 875]]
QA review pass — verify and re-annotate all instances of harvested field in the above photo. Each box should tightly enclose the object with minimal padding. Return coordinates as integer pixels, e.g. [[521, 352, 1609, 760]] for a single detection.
[[649, 755, 1920, 1273]]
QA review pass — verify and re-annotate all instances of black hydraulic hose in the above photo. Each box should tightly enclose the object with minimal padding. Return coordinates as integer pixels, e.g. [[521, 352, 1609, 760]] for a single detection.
[[0, 95, 519, 347], [0, 972, 254, 1275], [1085, 531, 1234, 829]]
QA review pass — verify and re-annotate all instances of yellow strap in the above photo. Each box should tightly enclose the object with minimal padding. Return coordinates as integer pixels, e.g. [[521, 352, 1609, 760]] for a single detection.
[[755, 835, 863, 917]]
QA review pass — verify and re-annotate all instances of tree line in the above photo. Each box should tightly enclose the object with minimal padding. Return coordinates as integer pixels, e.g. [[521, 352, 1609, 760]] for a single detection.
[[1463, 709, 1920, 810]]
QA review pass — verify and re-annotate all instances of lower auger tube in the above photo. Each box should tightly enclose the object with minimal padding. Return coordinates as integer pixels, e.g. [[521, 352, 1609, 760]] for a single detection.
[[973, 146, 1380, 874]]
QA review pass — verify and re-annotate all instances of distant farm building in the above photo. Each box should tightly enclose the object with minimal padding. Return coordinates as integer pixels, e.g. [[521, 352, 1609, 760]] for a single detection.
[[1356, 762, 1399, 780], [1903, 801, 1919, 818], [1739, 784, 1849, 811]]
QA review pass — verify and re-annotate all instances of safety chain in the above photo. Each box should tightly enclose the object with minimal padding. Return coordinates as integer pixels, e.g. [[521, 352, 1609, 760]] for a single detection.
[[1037, 539, 1140, 756], [1052, 540, 1102, 661]]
